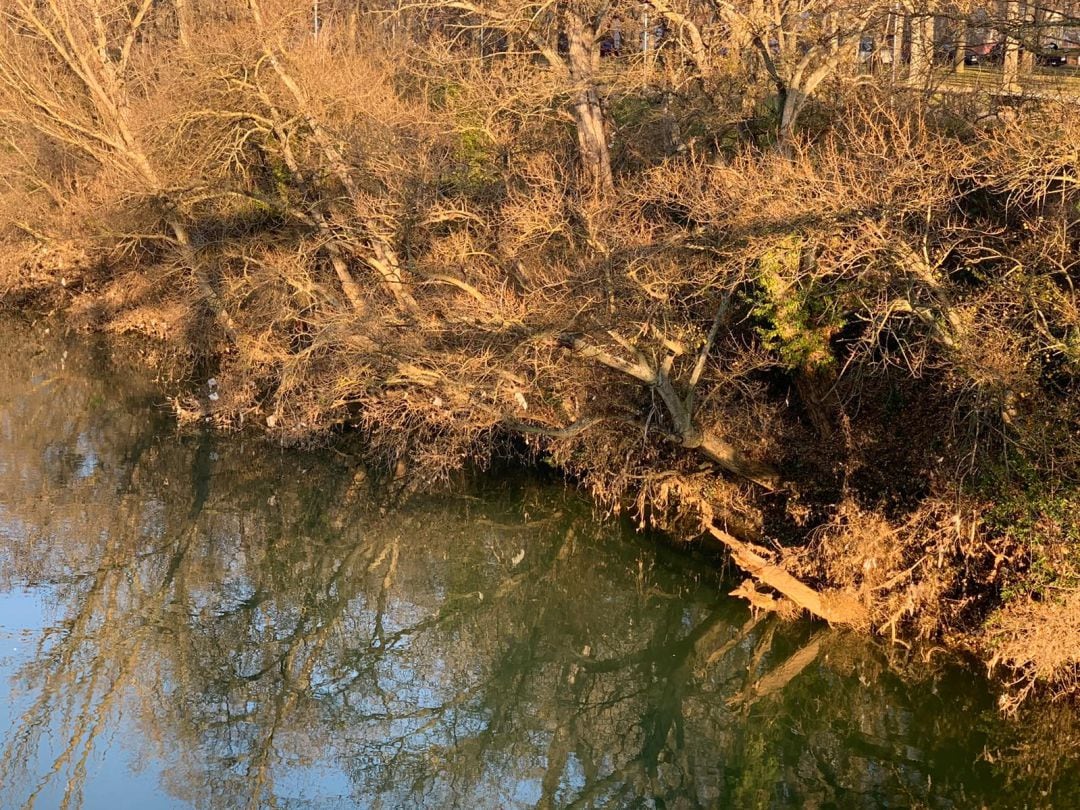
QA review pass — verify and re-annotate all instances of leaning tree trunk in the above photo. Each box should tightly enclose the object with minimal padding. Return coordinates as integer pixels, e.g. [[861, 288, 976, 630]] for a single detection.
[[778, 86, 807, 148], [565, 13, 614, 194]]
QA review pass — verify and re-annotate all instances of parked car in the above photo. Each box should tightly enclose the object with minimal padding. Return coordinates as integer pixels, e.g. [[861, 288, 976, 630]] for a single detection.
[[1037, 42, 1068, 67], [955, 41, 1005, 66]]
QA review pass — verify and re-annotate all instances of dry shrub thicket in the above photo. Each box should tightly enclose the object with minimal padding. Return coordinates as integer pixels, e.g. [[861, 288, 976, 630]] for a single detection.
[[0, 0, 1078, 704]]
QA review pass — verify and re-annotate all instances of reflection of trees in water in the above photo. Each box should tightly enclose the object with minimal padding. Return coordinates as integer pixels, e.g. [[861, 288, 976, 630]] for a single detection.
[[0, 321, 1070, 809]]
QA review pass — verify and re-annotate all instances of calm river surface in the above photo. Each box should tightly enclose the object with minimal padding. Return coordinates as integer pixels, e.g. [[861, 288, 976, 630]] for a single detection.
[[1, 319, 1078, 809]]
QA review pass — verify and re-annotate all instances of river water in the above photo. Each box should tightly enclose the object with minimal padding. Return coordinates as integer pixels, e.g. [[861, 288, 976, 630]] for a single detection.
[[0, 319, 1077, 809]]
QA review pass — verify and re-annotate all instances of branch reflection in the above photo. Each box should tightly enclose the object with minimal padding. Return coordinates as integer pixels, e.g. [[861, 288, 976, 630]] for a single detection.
[[0, 322, 1071, 809]]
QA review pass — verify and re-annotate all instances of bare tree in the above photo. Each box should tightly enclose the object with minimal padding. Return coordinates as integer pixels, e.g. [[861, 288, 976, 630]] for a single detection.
[[0, 0, 240, 334], [640, 0, 885, 145], [408, 0, 615, 190]]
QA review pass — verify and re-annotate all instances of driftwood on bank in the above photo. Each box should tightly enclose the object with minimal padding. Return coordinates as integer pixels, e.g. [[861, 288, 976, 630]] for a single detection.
[[707, 524, 868, 628]]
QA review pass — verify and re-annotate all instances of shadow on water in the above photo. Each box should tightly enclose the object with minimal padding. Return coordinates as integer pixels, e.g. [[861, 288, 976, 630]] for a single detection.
[[0, 318, 1078, 809]]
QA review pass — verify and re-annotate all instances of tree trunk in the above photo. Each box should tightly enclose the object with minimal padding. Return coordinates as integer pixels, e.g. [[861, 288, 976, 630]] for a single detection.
[[348, 6, 359, 52], [891, 15, 903, 79], [795, 366, 839, 440], [565, 13, 614, 194], [908, 13, 933, 85], [1003, 0, 1023, 90], [174, 0, 191, 49], [168, 219, 238, 338], [778, 87, 806, 148], [952, 23, 966, 73], [1019, 2, 1035, 73], [707, 525, 868, 627], [1, 1, 235, 338]]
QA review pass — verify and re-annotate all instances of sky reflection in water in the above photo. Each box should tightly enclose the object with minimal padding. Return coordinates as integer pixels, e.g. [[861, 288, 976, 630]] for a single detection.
[[1, 322, 1078, 809]]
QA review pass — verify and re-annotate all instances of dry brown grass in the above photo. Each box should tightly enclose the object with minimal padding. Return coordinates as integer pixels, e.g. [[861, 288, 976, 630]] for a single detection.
[[988, 591, 1080, 712]]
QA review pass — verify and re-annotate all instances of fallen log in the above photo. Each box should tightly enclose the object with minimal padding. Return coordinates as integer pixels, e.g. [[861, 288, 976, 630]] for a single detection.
[[707, 524, 869, 628]]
